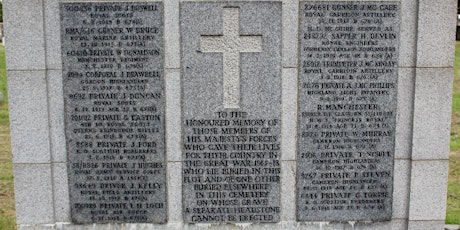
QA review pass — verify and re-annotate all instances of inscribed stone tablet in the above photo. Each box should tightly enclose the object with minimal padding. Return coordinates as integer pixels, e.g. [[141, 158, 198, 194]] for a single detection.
[[297, 2, 400, 221], [181, 2, 282, 223], [61, 2, 166, 223]]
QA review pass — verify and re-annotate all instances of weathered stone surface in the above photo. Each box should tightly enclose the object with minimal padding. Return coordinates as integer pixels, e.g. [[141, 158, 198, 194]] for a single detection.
[[61, 2, 166, 223], [181, 2, 282, 223], [297, 1, 400, 221]]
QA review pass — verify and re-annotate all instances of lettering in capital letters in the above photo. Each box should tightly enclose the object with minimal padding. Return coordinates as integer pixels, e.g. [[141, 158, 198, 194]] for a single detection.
[[200, 7, 262, 108]]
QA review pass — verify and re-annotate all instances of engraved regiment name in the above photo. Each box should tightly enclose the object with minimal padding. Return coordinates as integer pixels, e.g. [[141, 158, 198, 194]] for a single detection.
[[181, 2, 282, 223], [61, 2, 166, 223], [297, 2, 400, 221]]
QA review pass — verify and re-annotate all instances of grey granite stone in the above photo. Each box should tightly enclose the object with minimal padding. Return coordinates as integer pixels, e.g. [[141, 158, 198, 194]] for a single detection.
[[398, 0, 417, 67], [282, 0, 299, 67], [165, 69, 181, 162], [45, 0, 63, 69], [412, 68, 453, 160], [281, 68, 298, 161], [446, 224, 460, 230], [14, 164, 54, 224], [4, 0, 46, 70], [394, 68, 415, 159], [391, 159, 410, 219], [4, 0, 456, 228], [60, 2, 167, 223], [297, 1, 400, 221], [416, 0, 457, 67], [409, 160, 449, 221], [53, 163, 71, 222], [408, 220, 446, 230], [57, 223, 113, 230], [168, 162, 183, 223], [165, 0, 180, 69], [281, 161, 296, 222], [181, 2, 282, 223], [348, 219, 407, 230], [18, 225, 56, 230], [48, 70, 67, 163], [8, 71, 51, 163]]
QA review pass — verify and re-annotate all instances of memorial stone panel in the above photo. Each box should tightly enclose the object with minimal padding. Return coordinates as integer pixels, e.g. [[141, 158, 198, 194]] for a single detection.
[[61, 2, 166, 223], [297, 2, 400, 221], [181, 2, 282, 223]]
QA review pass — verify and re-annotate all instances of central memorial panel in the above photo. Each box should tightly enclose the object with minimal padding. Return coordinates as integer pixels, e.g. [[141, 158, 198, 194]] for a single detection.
[[181, 2, 282, 223]]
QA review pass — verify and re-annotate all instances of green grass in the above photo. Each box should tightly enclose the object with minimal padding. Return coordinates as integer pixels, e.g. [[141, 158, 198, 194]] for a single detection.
[[447, 151, 460, 224], [450, 41, 460, 151], [0, 44, 15, 230], [447, 41, 460, 224]]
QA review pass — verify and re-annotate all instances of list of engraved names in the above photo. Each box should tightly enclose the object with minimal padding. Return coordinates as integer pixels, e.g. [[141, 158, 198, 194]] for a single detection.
[[61, 2, 166, 223], [297, 2, 399, 221]]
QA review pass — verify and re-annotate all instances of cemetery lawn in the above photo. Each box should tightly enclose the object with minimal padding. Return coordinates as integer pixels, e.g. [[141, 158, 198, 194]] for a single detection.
[[0, 45, 15, 230], [448, 41, 460, 224]]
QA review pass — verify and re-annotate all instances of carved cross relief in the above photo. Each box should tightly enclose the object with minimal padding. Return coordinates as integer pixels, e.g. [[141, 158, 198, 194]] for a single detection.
[[200, 7, 263, 108]]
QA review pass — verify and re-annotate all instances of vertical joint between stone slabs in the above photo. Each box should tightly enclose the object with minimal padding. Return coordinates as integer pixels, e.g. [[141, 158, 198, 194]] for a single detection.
[[282, 0, 299, 68], [165, 0, 180, 69], [42, 0, 58, 222]]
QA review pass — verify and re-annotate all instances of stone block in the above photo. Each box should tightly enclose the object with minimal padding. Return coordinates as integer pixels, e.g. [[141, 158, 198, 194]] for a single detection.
[[18, 225, 56, 230], [296, 222, 346, 230], [168, 162, 182, 223], [44, 0, 62, 69], [281, 68, 297, 161], [14, 164, 54, 224], [398, 0, 417, 67], [47, 70, 66, 162], [348, 219, 407, 230], [53, 163, 70, 222], [8, 71, 51, 163], [282, 0, 298, 67], [165, 0, 180, 69], [407, 220, 446, 230], [4, 0, 46, 70], [408, 160, 449, 221], [281, 161, 296, 221], [416, 0, 457, 67], [395, 68, 415, 159], [57, 223, 112, 230], [166, 69, 181, 162], [392, 159, 410, 219], [412, 68, 453, 160]]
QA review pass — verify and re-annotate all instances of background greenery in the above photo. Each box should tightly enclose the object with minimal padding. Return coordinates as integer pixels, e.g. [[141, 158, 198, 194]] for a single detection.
[[0, 44, 15, 229], [447, 41, 460, 224]]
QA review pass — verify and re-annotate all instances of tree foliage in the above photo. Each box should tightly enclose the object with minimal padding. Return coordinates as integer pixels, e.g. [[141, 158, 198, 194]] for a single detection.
[[0, 3, 3, 22]]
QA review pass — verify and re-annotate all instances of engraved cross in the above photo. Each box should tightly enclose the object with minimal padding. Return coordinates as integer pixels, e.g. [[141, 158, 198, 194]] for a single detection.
[[201, 7, 262, 108]]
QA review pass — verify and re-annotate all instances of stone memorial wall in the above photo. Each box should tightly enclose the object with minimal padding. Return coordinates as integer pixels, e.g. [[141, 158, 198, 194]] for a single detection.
[[4, 0, 456, 229]]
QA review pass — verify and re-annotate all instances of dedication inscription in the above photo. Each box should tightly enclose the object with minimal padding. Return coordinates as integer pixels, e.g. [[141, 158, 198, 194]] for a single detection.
[[181, 2, 282, 223], [61, 2, 166, 223], [297, 2, 400, 221]]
